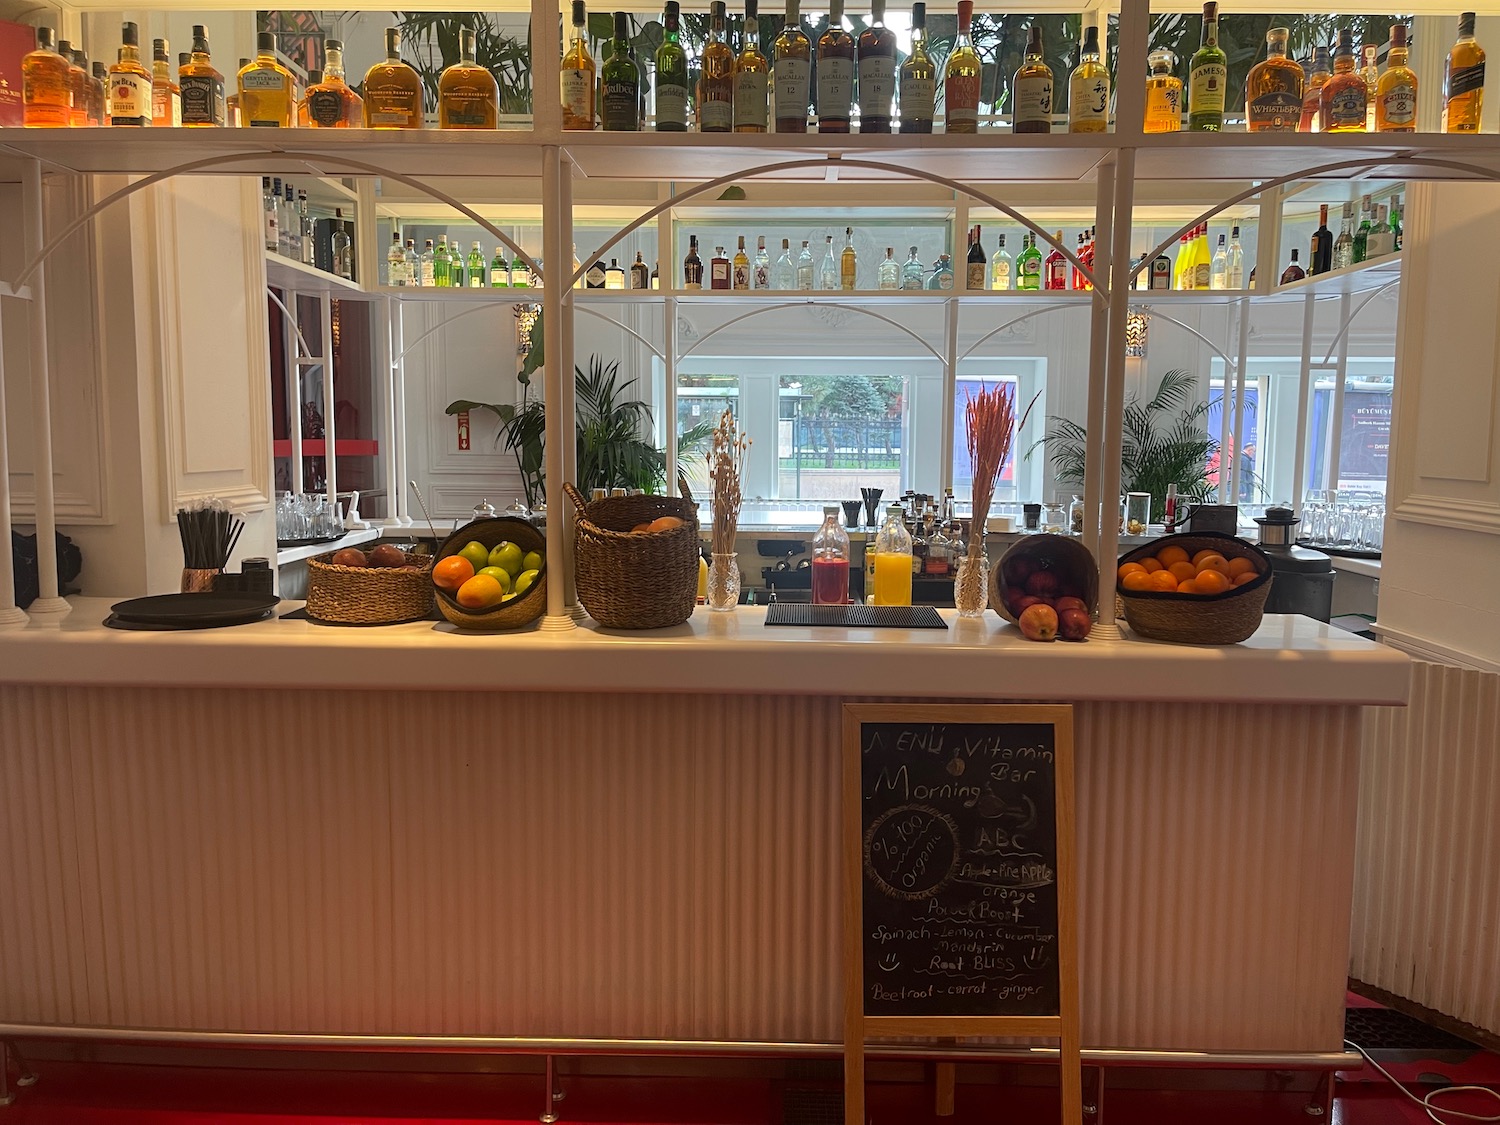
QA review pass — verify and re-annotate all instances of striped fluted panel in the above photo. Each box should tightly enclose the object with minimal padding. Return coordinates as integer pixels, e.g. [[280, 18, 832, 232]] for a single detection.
[[0, 685, 1362, 1051], [1353, 660, 1500, 1037]]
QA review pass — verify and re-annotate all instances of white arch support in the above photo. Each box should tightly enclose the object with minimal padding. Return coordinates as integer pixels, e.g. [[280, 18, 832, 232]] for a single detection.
[[1321, 278, 1401, 364], [677, 299, 946, 362], [957, 303, 1083, 362]]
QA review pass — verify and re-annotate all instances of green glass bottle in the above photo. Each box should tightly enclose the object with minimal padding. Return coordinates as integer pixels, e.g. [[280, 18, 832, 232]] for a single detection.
[[601, 11, 641, 130], [467, 241, 485, 287], [489, 248, 509, 287], [1017, 233, 1042, 291], [510, 250, 530, 288], [433, 236, 452, 287], [1188, 1, 1227, 131], [655, 1, 689, 130]]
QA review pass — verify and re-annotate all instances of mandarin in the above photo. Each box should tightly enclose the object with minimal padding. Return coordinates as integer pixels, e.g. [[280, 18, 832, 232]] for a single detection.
[[1167, 560, 1198, 583], [1176, 579, 1201, 594], [1191, 549, 1220, 566], [433, 555, 475, 590], [1194, 569, 1231, 595], [1227, 556, 1256, 578], [1233, 571, 1259, 587], [1148, 570, 1179, 592], [456, 573, 505, 609], [1194, 553, 1230, 575], [1157, 545, 1190, 567], [1121, 571, 1154, 592], [1139, 557, 1164, 573], [1118, 562, 1147, 581]]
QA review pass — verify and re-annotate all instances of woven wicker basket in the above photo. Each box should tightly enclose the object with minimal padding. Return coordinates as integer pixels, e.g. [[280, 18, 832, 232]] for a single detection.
[[989, 534, 1099, 624], [1117, 532, 1274, 645], [565, 483, 700, 630], [434, 517, 548, 631], [306, 549, 434, 625]]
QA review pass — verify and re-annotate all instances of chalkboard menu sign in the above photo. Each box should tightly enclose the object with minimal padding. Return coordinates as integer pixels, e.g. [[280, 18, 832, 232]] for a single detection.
[[841, 703, 1080, 1125]]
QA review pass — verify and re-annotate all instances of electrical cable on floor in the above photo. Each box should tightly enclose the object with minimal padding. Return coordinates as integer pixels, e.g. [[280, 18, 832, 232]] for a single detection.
[[1345, 1038, 1500, 1125]]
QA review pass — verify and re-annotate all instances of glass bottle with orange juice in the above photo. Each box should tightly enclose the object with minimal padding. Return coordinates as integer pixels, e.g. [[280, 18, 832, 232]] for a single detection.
[[872, 504, 913, 606]]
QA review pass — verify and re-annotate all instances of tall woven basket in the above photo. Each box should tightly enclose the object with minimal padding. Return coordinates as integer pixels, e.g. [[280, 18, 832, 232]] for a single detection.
[[566, 483, 700, 629], [1117, 532, 1273, 645]]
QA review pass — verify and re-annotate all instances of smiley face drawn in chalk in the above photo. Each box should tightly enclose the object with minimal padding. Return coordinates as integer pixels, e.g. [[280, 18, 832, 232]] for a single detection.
[[879, 955, 900, 972]]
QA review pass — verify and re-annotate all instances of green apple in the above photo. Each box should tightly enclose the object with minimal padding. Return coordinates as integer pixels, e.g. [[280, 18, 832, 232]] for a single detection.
[[514, 568, 540, 596], [522, 550, 544, 574], [477, 565, 512, 591], [488, 541, 525, 577], [458, 540, 491, 572]]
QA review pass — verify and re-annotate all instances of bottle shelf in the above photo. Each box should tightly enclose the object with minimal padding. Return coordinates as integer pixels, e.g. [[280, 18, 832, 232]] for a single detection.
[[265, 253, 364, 296], [1268, 250, 1403, 300]]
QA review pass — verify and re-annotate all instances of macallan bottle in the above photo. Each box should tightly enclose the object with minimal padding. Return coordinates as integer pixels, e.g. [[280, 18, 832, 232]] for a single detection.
[[898, 3, 935, 133], [1321, 28, 1368, 133], [1143, 47, 1182, 132], [1376, 24, 1417, 133], [655, 1, 690, 131], [1068, 24, 1109, 133], [305, 40, 362, 127], [238, 32, 295, 127], [108, 22, 154, 127], [179, 27, 227, 127], [561, 0, 596, 129], [1246, 26, 1303, 132], [857, 0, 897, 132], [1188, 1, 1226, 131], [1299, 45, 1331, 131], [1012, 25, 1053, 134], [59, 42, 87, 126], [816, 0, 855, 132], [734, 0, 770, 132], [699, 2, 735, 132], [362, 28, 424, 128], [23, 27, 71, 128], [772, 0, 811, 132], [151, 39, 180, 126], [1444, 12, 1485, 133], [439, 28, 499, 128], [944, 0, 981, 133]]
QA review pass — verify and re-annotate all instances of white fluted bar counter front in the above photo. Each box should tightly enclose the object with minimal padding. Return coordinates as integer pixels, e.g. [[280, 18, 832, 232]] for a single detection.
[[0, 601, 1409, 1058]]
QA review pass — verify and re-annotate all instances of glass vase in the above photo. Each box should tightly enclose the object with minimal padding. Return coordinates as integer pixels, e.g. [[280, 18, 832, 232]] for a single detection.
[[954, 551, 989, 617], [707, 552, 741, 611]]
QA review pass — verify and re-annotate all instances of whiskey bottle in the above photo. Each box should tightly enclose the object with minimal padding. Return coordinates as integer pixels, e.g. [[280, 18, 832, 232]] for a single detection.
[[1280, 248, 1306, 284], [753, 236, 770, 287], [818, 234, 838, 290], [606, 258, 626, 289], [439, 28, 499, 128], [561, 0, 597, 129], [88, 59, 108, 126], [1361, 44, 1379, 131], [816, 0, 855, 132], [630, 252, 650, 289], [797, 240, 814, 288], [22, 27, 71, 128], [1012, 25, 1053, 133], [108, 23, 153, 127], [1068, 24, 1109, 133], [1444, 13, 1485, 133], [601, 11, 641, 130], [878, 247, 900, 289], [655, 2, 690, 130], [151, 38, 180, 126], [773, 239, 795, 288], [179, 27, 226, 127], [363, 28, 423, 128], [1246, 26, 1303, 132], [944, 0, 981, 133], [1332, 202, 1354, 270], [840, 226, 858, 289], [58, 43, 85, 126], [1321, 28, 1368, 133], [699, 1, 735, 132], [734, 0, 770, 132], [733, 236, 751, 289], [710, 245, 731, 289], [772, 0, 811, 132], [305, 40, 361, 127], [1310, 204, 1332, 274], [857, 0, 897, 132], [1376, 24, 1417, 133], [1144, 48, 1183, 132], [225, 60, 247, 126], [683, 234, 704, 289], [1188, 2, 1226, 131], [991, 234, 1012, 289], [967, 224, 986, 290], [1299, 46, 1331, 131], [238, 32, 294, 127], [898, 3, 936, 133]]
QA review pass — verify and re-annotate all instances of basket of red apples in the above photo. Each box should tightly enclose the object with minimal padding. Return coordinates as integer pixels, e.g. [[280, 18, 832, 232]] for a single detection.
[[990, 534, 1098, 642], [307, 543, 434, 625]]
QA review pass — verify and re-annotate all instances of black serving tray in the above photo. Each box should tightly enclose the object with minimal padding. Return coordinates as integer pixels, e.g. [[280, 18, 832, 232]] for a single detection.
[[110, 592, 281, 628], [763, 603, 947, 629]]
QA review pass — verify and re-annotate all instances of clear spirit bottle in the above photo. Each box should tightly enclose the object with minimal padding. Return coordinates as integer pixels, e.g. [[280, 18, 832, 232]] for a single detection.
[[753, 237, 770, 288], [817, 235, 838, 289], [1228, 225, 1244, 288], [878, 247, 900, 289], [606, 258, 626, 288], [773, 239, 795, 289], [420, 240, 436, 287], [991, 234, 1012, 289], [1332, 202, 1354, 270], [796, 240, 814, 289], [1210, 234, 1228, 289], [925, 252, 954, 290], [1352, 198, 1371, 263], [901, 246, 925, 289], [298, 190, 314, 264], [407, 240, 423, 285], [331, 210, 352, 280], [388, 232, 408, 286]]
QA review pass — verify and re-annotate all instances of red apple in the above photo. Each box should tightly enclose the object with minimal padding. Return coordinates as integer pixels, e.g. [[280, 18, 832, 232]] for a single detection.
[[331, 547, 368, 568], [1014, 594, 1042, 614], [1007, 557, 1035, 585], [1056, 596, 1088, 613], [1026, 569, 1061, 598], [1058, 607, 1091, 641], [1018, 603, 1059, 642]]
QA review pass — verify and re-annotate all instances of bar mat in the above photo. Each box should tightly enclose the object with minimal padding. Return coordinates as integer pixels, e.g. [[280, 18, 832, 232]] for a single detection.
[[764, 603, 947, 629]]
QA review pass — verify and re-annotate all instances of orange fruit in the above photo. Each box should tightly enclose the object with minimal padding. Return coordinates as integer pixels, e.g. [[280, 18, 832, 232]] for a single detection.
[[1157, 545, 1189, 567], [1233, 571, 1259, 587], [1149, 570, 1179, 592], [1139, 557, 1164, 573], [433, 555, 475, 590], [1194, 569, 1231, 595], [1168, 561, 1198, 584], [1176, 579, 1201, 594], [1227, 557, 1256, 578], [1191, 549, 1219, 566], [1121, 571, 1154, 592], [1194, 553, 1230, 576], [1118, 562, 1147, 581], [456, 573, 505, 609]]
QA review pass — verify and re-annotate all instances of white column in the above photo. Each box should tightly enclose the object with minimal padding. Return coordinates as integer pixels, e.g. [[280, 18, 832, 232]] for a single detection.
[[1229, 296, 1252, 505], [319, 293, 338, 518], [1291, 290, 1317, 513], [0, 295, 29, 626], [540, 146, 574, 631], [21, 159, 69, 621], [557, 155, 583, 619], [375, 296, 401, 527], [1323, 291, 1353, 495], [1081, 156, 1116, 565]]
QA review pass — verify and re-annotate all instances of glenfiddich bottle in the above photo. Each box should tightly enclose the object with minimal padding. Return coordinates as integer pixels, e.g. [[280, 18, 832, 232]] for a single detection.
[[655, 2, 690, 130], [237, 31, 294, 127], [362, 28, 423, 128], [108, 22, 154, 127], [600, 11, 641, 130], [305, 40, 362, 127], [1246, 26, 1302, 132], [438, 28, 499, 128], [816, 0, 855, 132], [179, 26, 226, 127]]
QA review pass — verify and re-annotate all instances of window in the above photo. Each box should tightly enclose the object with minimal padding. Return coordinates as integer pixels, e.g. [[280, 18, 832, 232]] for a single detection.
[[951, 375, 1022, 504], [676, 374, 738, 501], [1309, 375, 1393, 498], [780, 374, 906, 502], [1208, 375, 1266, 505]]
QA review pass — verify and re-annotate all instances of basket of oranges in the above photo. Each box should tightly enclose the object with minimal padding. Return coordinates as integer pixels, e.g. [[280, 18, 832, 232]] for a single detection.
[[431, 516, 548, 631], [1116, 532, 1273, 645]]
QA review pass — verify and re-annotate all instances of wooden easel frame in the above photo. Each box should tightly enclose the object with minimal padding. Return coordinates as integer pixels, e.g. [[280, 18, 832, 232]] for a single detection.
[[841, 703, 1081, 1125]]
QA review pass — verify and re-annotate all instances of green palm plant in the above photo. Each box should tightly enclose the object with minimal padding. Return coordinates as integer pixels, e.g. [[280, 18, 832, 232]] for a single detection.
[[1031, 369, 1217, 523], [393, 12, 533, 114]]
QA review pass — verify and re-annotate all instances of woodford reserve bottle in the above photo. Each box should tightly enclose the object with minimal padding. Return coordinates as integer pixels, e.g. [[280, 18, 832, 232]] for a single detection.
[[1246, 26, 1303, 132], [178, 26, 227, 127], [362, 28, 423, 128], [305, 40, 363, 127], [438, 28, 499, 128]]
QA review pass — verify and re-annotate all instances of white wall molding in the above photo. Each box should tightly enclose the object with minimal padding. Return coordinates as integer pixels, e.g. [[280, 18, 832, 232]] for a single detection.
[[1373, 623, 1500, 675], [1392, 492, 1500, 535]]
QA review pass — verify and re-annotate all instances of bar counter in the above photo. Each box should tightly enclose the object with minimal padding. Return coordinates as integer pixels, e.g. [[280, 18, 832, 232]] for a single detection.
[[0, 602, 1409, 1061]]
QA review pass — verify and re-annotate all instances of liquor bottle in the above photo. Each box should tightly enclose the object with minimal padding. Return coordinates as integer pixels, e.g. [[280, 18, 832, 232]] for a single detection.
[[405, 240, 421, 285], [489, 247, 509, 287], [1189, 2, 1227, 131], [651, 261, 660, 288], [225, 59, 247, 126], [700, 2, 735, 132], [899, 3, 936, 133], [811, 506, 851, 604], [967, 224, 986, 289], [1322, 29, 1368, 133], [710, 245, 731, 289], [1367, 204, 1394, 257], [1332, 202, 1354, 270], [605, 258, 626, 289], [1377, 24, 1417, 133], [363, 28, 422, 128], [1044, 232, 1067, 290], [600, 12, 641, 130], [22, 27, 71, 128], [1150, 248, 1172, 289], [1299, 46, 1331, 131], [878, 247, 900, 289], [150, 39, 180, 126], [991, 234, 1012, 289], [753, 236, 770, 287], [1193, 223, 1211, 289], [1163, 483, 1179, 534], [1444, 13, 1485, 133], [1228, 225, 1244, 288], [1018, 233, 1042, 291], [108, 23, 154, 126], [1172, 232, 1190, 289], [1310, 204, 1332, 274], [303, 41, 361, 128], [1246, 27, 1303, 132], [857, 0, 897, 132], [734, 0, 770, 132], [1352, 197, 1372, 263], [61, 44, 87, 127], [584, 255, 605, 287], [1280, 248, 1306, 283], [818, 234, 838, 289], [901, 245, 925, 289], [871, 505, 913, 606], [434, 237, 453, 287], [468, 242, 486, 287], [732, 236, 751, 289], [797, 240, 815, 288], [387, 232, 407, 286], [772, 0, 811, 131], [773, 238, 795, 288], [840, 226, 858, 289], [179, 27, 227, 127], [438, 28, 498, 128], [561, 0, 597, 129], [684, 234, 704, 288], [652, 2, 690, 130], [816, 0, 855, 132], [1012, 26, 1053, 134], [1069, 24, 1109, 133], [944, 0, 981, 133], [1144, 48, 1182, 132], [909, 507, 928, 576], [297, 67, 317, 127], [1070, 233, 1085, 289], [510, 249, 530, 288], [281, 181, 297, 258], [331, 209, 353, 280], [631, 252, 650, 289], [420, 240, 437, 286], [572, 243, 584, 288], [239, 31, 295, 127], [298, 190, 314, 264], [1210, 234, 1228, 289], [455, 243, 472, 287], [1362, 44, 1380, 131], [88, 60, 108, 126], [1390, 196, 1402, 249]]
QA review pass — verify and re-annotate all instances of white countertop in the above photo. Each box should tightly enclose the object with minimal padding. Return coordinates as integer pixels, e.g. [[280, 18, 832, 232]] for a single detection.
[[1331, 556, 1383, 580], [0, 598, 1410, 705]]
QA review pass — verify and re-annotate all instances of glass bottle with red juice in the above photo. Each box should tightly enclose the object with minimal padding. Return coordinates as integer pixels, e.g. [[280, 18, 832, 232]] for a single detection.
[[811, 505, 851, 604]]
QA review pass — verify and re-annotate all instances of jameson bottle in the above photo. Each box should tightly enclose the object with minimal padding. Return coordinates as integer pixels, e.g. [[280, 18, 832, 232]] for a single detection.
[[857, 0, 896, 132], [772, 0, 811, 132], [600, 11, 641, 131], [655, 1, 689, 129], [816, 0, 855, 131], [1188, 2, 1227, 131]]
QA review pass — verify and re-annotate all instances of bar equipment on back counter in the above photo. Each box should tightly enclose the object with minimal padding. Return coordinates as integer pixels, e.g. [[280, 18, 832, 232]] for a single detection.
[[1254, 506, 1334, 622], [1125, 492, 1152, 535], [841, 499, 865, 530], [177, 498, 245, 592], [861, 487, 884, 528]]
